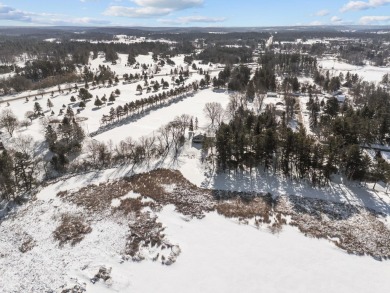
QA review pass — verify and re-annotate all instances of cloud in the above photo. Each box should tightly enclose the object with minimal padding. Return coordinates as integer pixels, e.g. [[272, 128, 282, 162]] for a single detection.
[[0, 3, 110, 25], [340, 0, 390, 12], [104, 0, 203, 18], [50, 17, 111, 25], [133, 0, 203, 10], [309, 21, 323, 26], [158, 15, 226, 25], [104, 6, 172, 18], [359, 15, 390, 24], [0, 4, 35, 22], [330, 16, 343, 23], [314, 9, 330, 16]]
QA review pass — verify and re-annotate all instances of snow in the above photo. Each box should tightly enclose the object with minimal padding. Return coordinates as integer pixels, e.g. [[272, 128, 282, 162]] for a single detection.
[[2, 194, 389, 293], [44, 38, 61, 44], [95, 88, 231, 144], [70, 35, 175, 45], [1, 47, 390, 293], [122, 206, 390, 293], [318, 57, 390, 83], [0, 55, 224, 151], [111, 192, 141, 207]]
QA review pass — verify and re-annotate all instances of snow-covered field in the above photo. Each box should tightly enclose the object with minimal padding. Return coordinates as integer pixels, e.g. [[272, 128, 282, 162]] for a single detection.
[[70, 35, 175, 45], [1, 49, 390, 293], [318, 57, 390, 83], [1, 167, 390, 293]]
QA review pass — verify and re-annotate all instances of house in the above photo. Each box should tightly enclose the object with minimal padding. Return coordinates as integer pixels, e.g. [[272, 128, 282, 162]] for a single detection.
[[192, 134, 205, 144], [335, 95, 346, 103]]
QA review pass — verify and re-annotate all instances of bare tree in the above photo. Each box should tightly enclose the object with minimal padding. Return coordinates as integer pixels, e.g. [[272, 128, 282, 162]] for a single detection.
[[203, 102, 224, 129], [174, 114, 192, 134], [225, 93, 246, 121], [158, 125, 171, 153], [86, 140, 111, 167], [139, 136, 156, 161], [24, 111, 35, 122], [168, 122, 185, 156], [0, 109, 19, 137], [20, 119, 32, 129], [253, 93, 266, 115]]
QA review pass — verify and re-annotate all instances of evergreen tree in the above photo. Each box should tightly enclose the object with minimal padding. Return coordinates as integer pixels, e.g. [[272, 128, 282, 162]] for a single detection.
[[47, 99, 53, 109], [94, 97, 103, 108], [109, 93, 116, 103], [344, 144, 368, 181], [79, 88, 92, 101], [34, 102, 42, 115], [136, 84, 143, 94], [45, 125, 57, 152], [246, 80, 255, 102], [0, 150, 15, 201], [324, 97, 339, 117]]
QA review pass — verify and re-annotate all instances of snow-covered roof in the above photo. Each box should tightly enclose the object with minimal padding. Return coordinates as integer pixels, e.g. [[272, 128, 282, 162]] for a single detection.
[[267, 92, 278, 97], [335, 95, 346, 102]]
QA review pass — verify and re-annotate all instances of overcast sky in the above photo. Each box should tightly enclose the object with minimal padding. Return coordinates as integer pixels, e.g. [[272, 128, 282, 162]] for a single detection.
[[0, 0, 390, 27]]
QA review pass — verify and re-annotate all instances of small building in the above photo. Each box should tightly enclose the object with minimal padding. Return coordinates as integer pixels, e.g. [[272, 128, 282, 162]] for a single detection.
[[266, 92, 278, 98]]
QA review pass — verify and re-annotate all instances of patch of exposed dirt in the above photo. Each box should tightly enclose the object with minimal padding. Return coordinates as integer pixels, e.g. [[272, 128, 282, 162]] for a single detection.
[[60, 284, 86, 293], [124, 212, 181, 265], [53, 214, 92, 247], [58, 168, 390, 259], [275, 196, 390, 259], [90, 266, 112, 285], [18, 233, 36, 253], [59, 168, 214, 219]]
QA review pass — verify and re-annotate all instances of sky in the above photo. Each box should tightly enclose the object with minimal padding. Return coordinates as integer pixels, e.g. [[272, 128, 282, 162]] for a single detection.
[[0, 0, 390, 27]]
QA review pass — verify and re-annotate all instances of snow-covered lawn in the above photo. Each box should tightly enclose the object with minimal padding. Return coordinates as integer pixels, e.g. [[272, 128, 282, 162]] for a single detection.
[[95, 88, 231, 144]]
